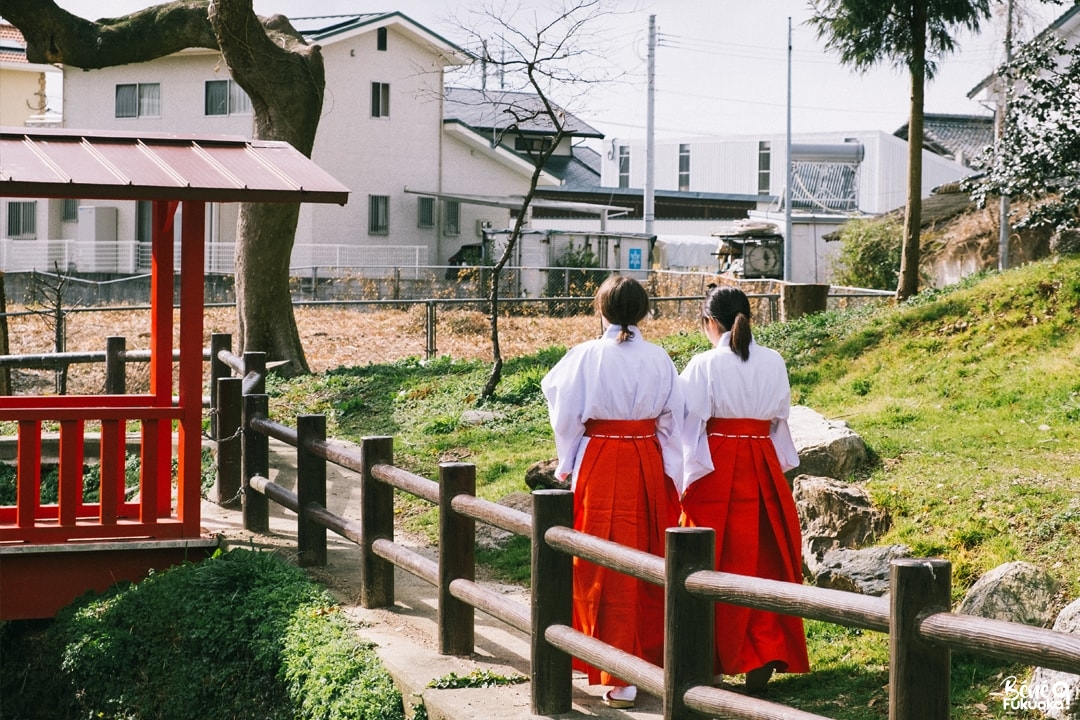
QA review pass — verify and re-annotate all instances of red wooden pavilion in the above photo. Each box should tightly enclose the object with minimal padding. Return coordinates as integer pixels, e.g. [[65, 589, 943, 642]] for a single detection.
[[0, 127, 348, 620]]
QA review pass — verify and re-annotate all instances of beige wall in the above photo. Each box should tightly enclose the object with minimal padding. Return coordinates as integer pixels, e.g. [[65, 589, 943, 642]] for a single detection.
[[0, 67, 48, 126]]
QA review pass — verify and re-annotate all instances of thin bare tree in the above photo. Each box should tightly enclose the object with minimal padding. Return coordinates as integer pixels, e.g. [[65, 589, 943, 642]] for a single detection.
[[450, 0, 625, 398]]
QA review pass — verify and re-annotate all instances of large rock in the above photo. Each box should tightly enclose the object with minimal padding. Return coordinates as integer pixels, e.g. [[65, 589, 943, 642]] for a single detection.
[[956, 561, 1061, 628], [787, 405, 867, 481], [1029, 598, 1080, 719], [810, 544, 912, 596], [524, 458, 567, 491], [794, 474, 891, 576], [475, 492, 533, 550]]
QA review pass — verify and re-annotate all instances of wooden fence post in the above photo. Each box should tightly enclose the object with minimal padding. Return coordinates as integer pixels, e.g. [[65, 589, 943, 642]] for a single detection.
[[438, 462, 475, 655], [297, 414, 328, 567], [213, 376, 242, 508], [243, 350, 266, 395], [665, 527, 715, 720], [531, 489, 573, 716], [209, 333, 231, 438], [105, 336, 126, 394], [359, 436, 395, 608], [241, 393, 269, 532], [890, 558, 951, 720], [425, 301, 437, 359]]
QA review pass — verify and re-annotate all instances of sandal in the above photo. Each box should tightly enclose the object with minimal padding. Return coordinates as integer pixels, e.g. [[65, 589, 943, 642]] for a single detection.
[[602, 688, 636, 709]]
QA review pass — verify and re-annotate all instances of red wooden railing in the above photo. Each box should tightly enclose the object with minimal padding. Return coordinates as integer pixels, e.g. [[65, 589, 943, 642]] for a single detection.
[[0, 396, 186, 543]]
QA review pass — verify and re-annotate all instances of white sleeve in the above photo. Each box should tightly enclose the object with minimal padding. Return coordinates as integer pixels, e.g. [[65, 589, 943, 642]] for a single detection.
[[679, 355, 714, 494], [655, 363, 685, 486], [540, 351, 586, 481], [769, 361, 800, 473]]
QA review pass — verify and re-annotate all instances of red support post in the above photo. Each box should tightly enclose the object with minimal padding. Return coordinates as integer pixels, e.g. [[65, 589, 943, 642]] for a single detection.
[[177, 201, 205, 536], [16, 420, 41, 529]]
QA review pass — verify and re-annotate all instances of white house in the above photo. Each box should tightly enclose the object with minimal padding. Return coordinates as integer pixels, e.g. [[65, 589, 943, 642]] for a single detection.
[[601, 129, 971, 216], [0, 22, 64, 270], [1, 11, 620, 280], [41, 12, 470, 277]]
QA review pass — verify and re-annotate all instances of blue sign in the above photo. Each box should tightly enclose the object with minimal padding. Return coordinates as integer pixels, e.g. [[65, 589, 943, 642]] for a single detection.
[[628, 247, 642, 270]]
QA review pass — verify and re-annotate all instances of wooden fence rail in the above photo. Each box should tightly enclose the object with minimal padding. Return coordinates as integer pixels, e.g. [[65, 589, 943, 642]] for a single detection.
[[209, 340, 1080, 720]]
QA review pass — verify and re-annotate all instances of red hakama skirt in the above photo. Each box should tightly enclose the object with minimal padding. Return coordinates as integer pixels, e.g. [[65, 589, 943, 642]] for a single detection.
[[571, 418, 681, 686], [680, 417, 810, 676]]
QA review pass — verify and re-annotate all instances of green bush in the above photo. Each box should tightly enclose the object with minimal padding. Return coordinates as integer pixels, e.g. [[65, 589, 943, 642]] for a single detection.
[[830, 216, 902, 290], [1, 549, 403, 720]]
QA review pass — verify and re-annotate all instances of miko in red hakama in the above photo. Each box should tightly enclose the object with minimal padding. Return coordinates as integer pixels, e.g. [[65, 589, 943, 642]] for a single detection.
[[572, 418, 680, 684], [680, 416, 810, 677]]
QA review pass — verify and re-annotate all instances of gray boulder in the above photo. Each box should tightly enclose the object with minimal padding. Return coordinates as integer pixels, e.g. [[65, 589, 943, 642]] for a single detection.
[[810, 544, 912, 596], [794, 474, 891, 577], [475, 492, 533, 550], [957, 561, 1061, 628], [1029, 598, 1080, 719], [787, 405, 867, 481], [524, 458, 567, 491], [459, 409, 505, 426]]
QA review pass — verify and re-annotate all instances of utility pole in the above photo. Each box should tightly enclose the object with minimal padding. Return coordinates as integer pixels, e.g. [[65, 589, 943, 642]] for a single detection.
[[784, 16, 793, 282], [645, 14, 656, 236], [998, 0, 1014, 271]]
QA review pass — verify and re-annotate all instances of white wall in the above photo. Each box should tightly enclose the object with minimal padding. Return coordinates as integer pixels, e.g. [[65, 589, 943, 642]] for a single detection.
[[55, 22, 453, 266], [602, 130, 972, 216]]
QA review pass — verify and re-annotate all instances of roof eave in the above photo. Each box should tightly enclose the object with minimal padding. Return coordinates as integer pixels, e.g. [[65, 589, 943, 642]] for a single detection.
[[444, 121, 561, 186]]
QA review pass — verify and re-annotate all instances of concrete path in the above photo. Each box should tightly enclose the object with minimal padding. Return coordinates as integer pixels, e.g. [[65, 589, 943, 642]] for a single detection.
[[199, 439, 664, 720]]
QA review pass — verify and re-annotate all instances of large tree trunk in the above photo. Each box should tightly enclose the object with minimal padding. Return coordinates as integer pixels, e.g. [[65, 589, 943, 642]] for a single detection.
[[209, 0, 324, 376], [235, 203, 309, 374], [897, 0, 927, 302], [1, 0, 325, 376]]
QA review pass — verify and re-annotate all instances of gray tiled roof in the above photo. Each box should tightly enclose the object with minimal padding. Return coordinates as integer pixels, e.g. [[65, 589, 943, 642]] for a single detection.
[[444, 87, 602, 138], [894, 113, 995, 169]]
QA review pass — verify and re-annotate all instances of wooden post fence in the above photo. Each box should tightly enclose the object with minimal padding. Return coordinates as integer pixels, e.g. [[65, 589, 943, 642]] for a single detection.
[[359, 436, 395, 608], [531, 489, 574, 715], [890, 558, 952, 720], [297, 414, 328, 567], [241, 393, 270, 533], [438, 462, 476, 655]]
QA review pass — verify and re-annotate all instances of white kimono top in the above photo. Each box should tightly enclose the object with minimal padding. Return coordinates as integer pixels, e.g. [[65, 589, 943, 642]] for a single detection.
[[541, 324, 685, 487], [680, 332, 799, 493]]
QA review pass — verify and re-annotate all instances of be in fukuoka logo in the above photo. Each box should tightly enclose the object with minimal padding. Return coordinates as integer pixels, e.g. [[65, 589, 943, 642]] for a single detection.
[[998, 675, 1076, 713]]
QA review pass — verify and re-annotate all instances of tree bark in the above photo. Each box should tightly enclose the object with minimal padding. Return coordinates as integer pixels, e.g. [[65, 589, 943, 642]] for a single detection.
[[897, 0, 927, 302], [209, 0, 324, 376], [0, 0, 324, 376]]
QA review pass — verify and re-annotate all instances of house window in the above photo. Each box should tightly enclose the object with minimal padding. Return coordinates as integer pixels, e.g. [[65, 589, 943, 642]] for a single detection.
[[377, 27, 388, 51], [136, 201, 153, 243], [678, 143, 691, 192], [417, 197, 435, 228], [6, 201, 36, 239], [515, 136, 553, 154], [205, 79, 251, 116], [115, 83, 160, 118], [368, 195, 389, 235], [371, 82, 390, 118], [758, 141, 771, 195], [62, 198, 79, 222], [444, 200, 460, 236], [618, 145, 630, 188]]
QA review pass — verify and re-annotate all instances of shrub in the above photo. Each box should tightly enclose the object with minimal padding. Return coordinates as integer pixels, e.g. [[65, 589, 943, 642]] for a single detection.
[[830, 216, 902, 291], [1, 549, 403, 720]]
